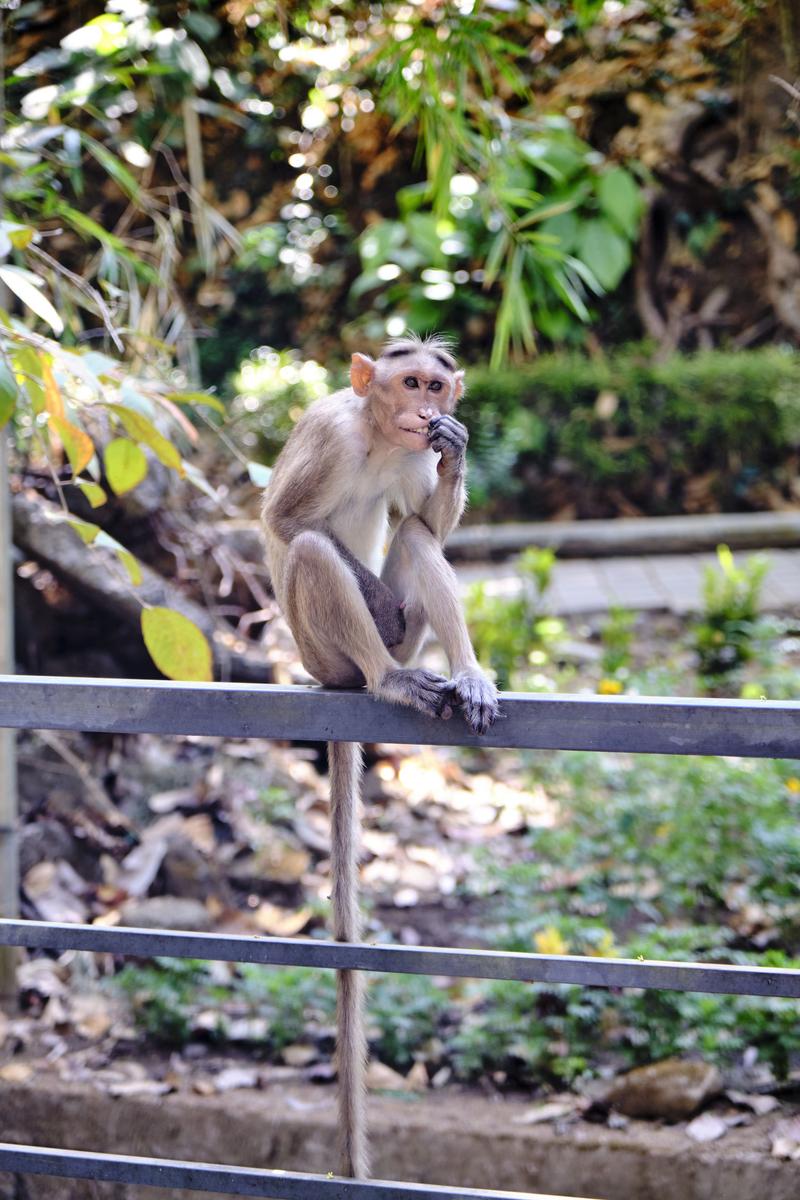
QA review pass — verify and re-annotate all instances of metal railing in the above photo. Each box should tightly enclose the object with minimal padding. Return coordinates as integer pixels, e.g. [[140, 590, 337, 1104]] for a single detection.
[[1, 675, 800, 1199]]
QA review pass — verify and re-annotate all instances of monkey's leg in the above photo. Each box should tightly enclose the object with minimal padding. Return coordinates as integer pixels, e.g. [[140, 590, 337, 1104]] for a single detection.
[[284, 531, 455, 718], [381, 516, 499, 734]]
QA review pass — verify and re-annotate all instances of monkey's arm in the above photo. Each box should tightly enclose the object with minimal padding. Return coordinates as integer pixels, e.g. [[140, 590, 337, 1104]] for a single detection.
[[416, 414, 468, 543]]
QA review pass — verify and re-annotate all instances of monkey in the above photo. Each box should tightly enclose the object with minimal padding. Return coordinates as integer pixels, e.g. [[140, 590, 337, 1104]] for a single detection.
[[261, 333, 498, 1178]]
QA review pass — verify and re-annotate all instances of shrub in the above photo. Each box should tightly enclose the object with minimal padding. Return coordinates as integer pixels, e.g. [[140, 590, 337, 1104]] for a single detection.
[[460, 346, 800, 518]]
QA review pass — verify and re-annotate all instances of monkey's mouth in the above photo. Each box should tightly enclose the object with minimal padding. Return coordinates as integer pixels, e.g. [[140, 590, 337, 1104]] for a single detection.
[[399, 425, 429, 437]]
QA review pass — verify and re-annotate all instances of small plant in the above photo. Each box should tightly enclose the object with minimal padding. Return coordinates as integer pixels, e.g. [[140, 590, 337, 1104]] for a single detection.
[[693, 545, 770, 677], [465, 546, 561, 688], [599, 605, 635, 679]]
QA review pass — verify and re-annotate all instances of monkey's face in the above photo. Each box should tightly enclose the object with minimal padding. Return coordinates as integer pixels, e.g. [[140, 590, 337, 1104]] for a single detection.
[[352, 351, 464, 453]]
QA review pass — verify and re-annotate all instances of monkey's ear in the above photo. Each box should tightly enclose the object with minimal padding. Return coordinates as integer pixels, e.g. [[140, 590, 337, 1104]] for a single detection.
[[453, 370, 465, 404], [350, 353, 375, 396]]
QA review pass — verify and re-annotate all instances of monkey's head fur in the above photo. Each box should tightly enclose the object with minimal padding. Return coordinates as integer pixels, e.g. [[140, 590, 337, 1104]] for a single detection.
[[350, 333, 465, 454]]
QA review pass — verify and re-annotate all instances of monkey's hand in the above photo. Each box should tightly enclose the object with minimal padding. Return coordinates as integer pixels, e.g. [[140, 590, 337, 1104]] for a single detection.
[[428, 414, 468, 475], [451, 669, 499, 736]]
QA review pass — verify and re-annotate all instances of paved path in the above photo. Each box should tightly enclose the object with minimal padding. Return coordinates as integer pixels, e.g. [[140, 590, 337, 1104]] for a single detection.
[[456, 549, 800, 616]]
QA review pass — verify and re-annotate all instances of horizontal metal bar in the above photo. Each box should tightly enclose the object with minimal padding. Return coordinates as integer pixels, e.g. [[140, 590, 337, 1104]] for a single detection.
[[2, 675, 800, 756], [0, 1145, 593, 1200], [1, 919, 798, 997]]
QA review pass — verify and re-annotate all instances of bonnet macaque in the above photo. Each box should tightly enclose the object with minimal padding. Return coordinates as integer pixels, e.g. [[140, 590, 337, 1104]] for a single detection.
[[261, 334, 498, 1178], [262, 333, 498, 734]]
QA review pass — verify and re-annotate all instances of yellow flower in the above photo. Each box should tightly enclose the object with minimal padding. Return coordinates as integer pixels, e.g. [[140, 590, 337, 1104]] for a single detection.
[[589, 930, 617, 958], [534, 927, 569, 956], [597, 678, 624, 695], [786, 778, 800, 793]]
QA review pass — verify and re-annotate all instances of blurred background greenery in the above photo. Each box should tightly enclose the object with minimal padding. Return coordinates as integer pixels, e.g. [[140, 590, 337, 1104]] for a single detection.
[[4, 0, 800, 527]]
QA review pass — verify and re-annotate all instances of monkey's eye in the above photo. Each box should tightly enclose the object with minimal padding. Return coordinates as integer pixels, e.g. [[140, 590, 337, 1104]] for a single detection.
[[429, 380, 443, 393], [403, 376, 419, 389]]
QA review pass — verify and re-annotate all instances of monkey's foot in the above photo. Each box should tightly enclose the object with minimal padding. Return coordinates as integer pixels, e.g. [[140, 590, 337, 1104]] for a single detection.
[[451, 670, 499, 735], [378, 668, 456, 720]]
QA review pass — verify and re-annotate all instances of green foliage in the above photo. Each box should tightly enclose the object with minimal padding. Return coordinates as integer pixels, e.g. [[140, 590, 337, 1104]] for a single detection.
[[116, 959, 337, 1050], [460, 346, 800, 517], [114, 959, 446, 1072], [451, 941, 800, 1085], [230, 348, 330, 464], [493, 751, 800, 927], [693, 546, 770, 678], [351, 117, 643, 362], [599, 606, 635, 678], [368, 975, 449, 1070], [465, 547, 561, 688]]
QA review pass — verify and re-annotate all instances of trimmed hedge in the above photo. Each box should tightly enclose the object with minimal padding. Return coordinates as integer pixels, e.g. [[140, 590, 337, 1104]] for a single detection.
[[461, 347, 800, 518]]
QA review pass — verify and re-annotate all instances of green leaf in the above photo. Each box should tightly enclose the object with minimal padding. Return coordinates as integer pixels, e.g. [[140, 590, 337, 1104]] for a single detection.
[[116, 549, 142, 586], [0, 362, 18, 428], [597, 168, 643, 238], [141, 607, 213, 683], [537, 211, 579, 253], [78, 481, 107, 509], [104, 437, 147, 495], [0, 266, 63, 334], [166, 390, 225, 415], [12, 346, 45, 413], [50, 414, 94, 475], [575, 219, 631, 291], [68, 519, 100, 545], [359, 221, 406, 267], [406, 213, 445, 263], [83, 137, 141, 202], [247, 461, 273, 487], [111, 406, 183, 474]]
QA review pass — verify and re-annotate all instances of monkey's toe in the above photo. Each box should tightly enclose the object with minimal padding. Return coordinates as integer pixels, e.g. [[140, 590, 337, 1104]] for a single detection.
[[379, 668, 457, 720], [452, 671, 499, 735]]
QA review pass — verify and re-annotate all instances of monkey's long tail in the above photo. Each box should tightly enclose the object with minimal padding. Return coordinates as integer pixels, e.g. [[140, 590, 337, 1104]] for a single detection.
[[328, 739, 369, 1179]]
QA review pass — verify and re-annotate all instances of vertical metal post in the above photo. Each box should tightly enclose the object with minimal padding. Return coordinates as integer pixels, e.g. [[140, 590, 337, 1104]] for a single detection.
[[0, 442, 17, 1004], [0, 7, 18, 1004]]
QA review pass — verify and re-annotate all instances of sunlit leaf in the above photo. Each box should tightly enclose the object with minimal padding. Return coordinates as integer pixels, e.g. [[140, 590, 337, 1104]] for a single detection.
[[166, 390, 225, 415], [1, 221, 34, 250], [0, 362, 17, 428], [247, 461, 272, 487], [116, 549, 142, 586], [78, 481, 107, 509], [68, 519, 100, 545], [111, 406, 183, 474], [12, 346, 45, 413], [141, 607, 213, 683], [0, 266, 63, 334], [39, 353, 64, 417], [50, 414, 94, 475], [104, 437, 147, 495]]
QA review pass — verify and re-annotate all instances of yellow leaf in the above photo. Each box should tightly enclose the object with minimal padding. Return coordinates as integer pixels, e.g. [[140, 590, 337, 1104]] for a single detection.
[[112, 406, 183, 474], [116, 549, 142, 586], [39, 352, 64, 417], [534, 927, 569, 956], [78, 481, 107, 509], [68, 519, 100, 545], [786, 778, 800, 794], [50, 414, 94, 475], [589, 930, 617, 958], [104, 437, 147, 495], [141, 607, 212, 682]]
